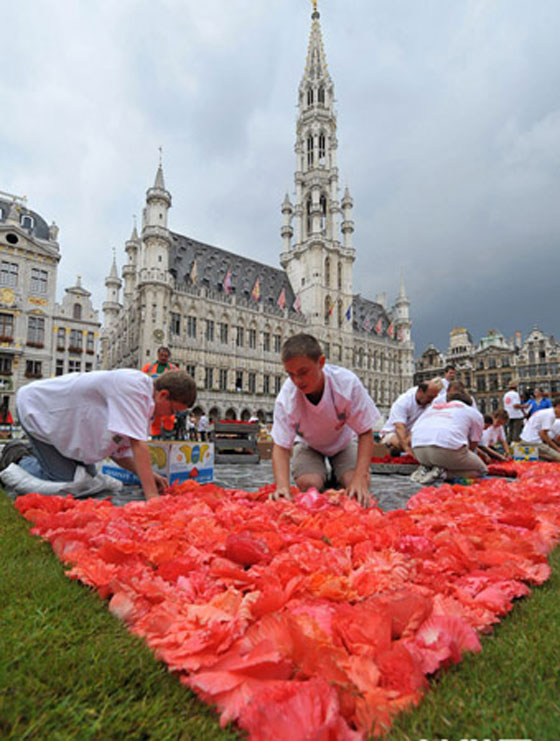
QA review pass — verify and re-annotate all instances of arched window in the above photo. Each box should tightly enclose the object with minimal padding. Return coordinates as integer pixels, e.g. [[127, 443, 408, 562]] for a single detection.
[[324, 257, 330, 287], [319, 194, 327, 233], [306, 197, 312, 237], [306, 135, 314, 167], [337, 299, 343, 328], [21, 214, 34, 230], [318, 86, 325, 104], [307, 88, 314, 106], [337, 262, 342, 290], [324, 296, 331, 325], [73, 303, 82, 320], [318, 133, 326, 164]]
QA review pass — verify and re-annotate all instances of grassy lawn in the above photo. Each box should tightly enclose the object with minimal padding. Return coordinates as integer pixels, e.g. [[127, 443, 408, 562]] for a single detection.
[[1, 488, 559, 740]]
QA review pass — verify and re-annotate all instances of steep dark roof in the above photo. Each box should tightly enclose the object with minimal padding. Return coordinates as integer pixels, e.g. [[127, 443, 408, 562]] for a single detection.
[[0, 199, 51, 241], [352, 295, 393, 338], [169, 232, 299, 313]]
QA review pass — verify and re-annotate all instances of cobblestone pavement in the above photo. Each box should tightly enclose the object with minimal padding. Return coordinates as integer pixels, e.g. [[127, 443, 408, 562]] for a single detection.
[[111, 460, 422, 511]]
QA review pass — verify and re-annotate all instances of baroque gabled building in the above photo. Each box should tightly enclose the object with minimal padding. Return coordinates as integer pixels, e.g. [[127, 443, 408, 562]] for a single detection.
[[0, 191, 100, 419], [415, 326, 560, 415], [101, 4, 414, 422]]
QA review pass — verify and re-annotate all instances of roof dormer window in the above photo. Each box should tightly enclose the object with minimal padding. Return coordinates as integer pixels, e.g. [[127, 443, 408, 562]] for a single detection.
[[21, 214, 34, 230]]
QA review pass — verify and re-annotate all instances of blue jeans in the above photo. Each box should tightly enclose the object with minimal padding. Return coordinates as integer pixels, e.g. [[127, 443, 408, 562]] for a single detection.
[[18, 428, 96, 482]]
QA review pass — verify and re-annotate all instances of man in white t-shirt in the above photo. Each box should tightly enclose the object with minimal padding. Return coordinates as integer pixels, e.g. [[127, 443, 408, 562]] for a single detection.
[[197, 413, 211, 441], [435, 365, 456, 402], [271, 333, 380, 507], [503, 380, 528, 443], [16, 369, 196, 500], [380, 379, 443, 455], [411, 382, 487, 483], [520, 399, 560, 461]]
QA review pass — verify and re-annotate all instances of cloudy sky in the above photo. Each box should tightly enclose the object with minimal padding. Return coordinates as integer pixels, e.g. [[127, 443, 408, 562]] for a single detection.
[[3, 0, 559, 353]]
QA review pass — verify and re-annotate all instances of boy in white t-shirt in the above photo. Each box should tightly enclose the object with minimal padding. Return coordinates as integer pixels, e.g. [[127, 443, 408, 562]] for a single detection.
[[16, 369, 196, 500], [271, 333, 380, 507], [519, 399, 560, 461], [477, 409, 512, 462]]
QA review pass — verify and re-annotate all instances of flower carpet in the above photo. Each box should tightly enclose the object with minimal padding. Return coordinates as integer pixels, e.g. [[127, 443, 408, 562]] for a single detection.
[[14, 461, 560, 739]]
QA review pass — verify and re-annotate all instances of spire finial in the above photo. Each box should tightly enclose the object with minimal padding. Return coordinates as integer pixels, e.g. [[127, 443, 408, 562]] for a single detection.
[[158, 146, 163, 166], [311, 0, 319, 19]]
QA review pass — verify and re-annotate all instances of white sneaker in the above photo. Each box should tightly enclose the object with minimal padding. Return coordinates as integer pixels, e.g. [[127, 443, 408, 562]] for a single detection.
[[410, 465, 430, 483], [418, 466, 447, 485]]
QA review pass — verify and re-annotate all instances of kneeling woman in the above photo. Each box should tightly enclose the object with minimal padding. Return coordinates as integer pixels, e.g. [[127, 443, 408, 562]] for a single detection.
[[411, 382, 487, 484]]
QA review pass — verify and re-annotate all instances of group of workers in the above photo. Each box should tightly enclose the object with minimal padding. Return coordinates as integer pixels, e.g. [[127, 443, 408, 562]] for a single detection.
[[379, 366, 560, 485], [9, 336, 560, 505]]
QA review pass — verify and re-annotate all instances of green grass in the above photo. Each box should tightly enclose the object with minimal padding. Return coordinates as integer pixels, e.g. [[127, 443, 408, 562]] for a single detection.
[[386, 552, 560, 741], [1, 489, 559, 740], [0, 491, 240, 741]]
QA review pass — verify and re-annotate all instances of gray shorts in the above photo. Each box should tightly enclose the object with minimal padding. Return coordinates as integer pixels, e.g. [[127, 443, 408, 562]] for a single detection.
[[292, 439, 358, 486]]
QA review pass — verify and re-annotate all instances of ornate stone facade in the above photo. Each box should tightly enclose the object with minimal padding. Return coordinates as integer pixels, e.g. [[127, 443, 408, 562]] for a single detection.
[[0, 191, 100, 418], [101, 6, 414, 421], [415, 327, 560, 415]]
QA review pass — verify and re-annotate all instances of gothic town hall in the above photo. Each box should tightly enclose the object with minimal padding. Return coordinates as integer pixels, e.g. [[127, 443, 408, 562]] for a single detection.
[[101, 5, 414, 422]]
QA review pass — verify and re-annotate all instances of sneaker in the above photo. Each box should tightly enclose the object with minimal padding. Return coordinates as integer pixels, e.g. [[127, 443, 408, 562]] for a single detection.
[[417, 466, 447, 485], [0, 440, 32, 472], [410, 465, 430, 483]]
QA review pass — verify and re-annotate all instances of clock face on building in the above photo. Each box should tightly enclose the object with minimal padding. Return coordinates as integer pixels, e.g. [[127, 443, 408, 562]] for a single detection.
[[0, 288, 15, 306], [153, 329, 164, 342]]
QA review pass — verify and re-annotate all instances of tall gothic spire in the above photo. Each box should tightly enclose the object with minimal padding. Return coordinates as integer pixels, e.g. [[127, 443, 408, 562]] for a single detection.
[[303, 1, 330, 86], [280, 2, 355, 329]]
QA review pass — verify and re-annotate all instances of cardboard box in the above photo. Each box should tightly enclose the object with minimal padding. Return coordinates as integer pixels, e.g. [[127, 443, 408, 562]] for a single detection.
[[101, 441, 215, 485], [512, 443, 538, 461]]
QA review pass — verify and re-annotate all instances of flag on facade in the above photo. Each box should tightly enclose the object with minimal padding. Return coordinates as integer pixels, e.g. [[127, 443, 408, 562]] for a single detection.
[[293, 293, 301, 313], [223, 269, 232, 294], [374, 316, 384, 335], [363, 316, 371, 331], [190, 259, 198, 285], [328, 302, 334, 316], [387, 322, 395, 339], [277, 287, 286, 310], [345, 304, 352, 322], [251, 277, 261, 302]]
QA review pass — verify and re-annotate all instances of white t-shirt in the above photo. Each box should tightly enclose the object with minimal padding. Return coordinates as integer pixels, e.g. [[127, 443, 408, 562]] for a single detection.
[[480, 424, 506, 447], [17, 369, 154, 464], [435, 377, 449, 403], [381, 386, 427, 435], [520, 408, 555, 444], [551, 418, 560, 439], [503, 390, 524, 419], [198, 414, 211, 432], [272, 364, 380, 457], [411, 400, 484, 450]]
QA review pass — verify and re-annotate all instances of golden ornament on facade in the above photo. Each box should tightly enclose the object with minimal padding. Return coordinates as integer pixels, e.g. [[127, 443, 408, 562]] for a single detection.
[[0, 288, 15, 306]]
